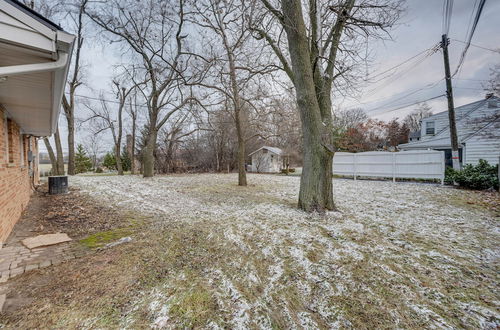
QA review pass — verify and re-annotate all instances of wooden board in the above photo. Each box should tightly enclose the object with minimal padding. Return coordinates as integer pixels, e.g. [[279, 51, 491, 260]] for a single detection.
[[21, 233, 72, 249]]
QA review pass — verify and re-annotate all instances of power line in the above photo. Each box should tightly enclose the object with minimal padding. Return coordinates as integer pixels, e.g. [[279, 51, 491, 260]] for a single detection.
[[454, 86, 486, 90], [364, 43, 440, 82], [362, 78, 444, 112], [452, 0, 487, 77], [71, 93, 149, 108], [366, 94, 446, 116], [451, 39, 500, 54], [362, 44, 441, 97], [442, 0, 454, 35], [454, 0, 480, 84]]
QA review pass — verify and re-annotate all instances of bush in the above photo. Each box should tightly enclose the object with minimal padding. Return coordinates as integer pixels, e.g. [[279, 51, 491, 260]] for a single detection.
[[95, 167, 103, 173], [444, 166, 456, 185], [445, 159, 499, 190]]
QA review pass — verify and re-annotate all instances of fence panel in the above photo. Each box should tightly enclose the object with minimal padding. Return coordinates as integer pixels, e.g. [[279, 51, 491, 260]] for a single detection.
[[333, 150, 445, 183]]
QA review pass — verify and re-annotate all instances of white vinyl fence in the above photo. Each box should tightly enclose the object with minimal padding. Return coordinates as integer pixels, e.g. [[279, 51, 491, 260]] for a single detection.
[[333, 150, 445, 184]]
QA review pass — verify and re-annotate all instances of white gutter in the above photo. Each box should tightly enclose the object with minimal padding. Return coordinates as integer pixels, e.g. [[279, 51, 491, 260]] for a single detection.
[[0, 52, 69, 78]]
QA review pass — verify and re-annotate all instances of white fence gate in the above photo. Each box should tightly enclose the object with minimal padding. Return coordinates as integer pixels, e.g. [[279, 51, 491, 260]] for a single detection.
[[333, 150, 445, 184]]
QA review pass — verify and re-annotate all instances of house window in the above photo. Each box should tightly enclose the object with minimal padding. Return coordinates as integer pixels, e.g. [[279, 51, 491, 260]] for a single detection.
[[426, 121, 435, 135]]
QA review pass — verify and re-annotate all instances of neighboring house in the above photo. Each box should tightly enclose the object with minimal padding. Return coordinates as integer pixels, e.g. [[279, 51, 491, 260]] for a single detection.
[[408, 130, 421, 142], [0, 0, 74, 244], [399, 95, 500, 167], [249, 146, 283, 173]]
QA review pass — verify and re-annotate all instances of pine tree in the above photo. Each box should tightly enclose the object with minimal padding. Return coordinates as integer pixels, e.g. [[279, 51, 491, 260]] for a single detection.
[[74, 144, 92, 174], [121, 147, 131, 172], [103, 152, 117, 170]]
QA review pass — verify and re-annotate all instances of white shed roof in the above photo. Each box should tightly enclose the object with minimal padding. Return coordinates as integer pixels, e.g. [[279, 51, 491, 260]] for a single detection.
[[249, 146, 284, 156]]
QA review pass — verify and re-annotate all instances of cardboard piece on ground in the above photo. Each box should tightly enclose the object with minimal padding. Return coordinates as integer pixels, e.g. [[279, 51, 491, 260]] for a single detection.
[[21, 233, 72, 249]]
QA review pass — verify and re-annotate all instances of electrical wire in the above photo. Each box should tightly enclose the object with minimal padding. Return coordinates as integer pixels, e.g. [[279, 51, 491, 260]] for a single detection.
[[361, 77, 444, 112], [72, 93, 149, 108], [451, 0, 487, 77], [451, 39, 500, 54], [366, 94, 446, 116], [442, 0, 454, 35], [363, 43, 440, 82], [361, 44, 441, 98]]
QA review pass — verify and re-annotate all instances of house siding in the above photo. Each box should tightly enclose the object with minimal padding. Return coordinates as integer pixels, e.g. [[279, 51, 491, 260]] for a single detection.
[[251, 150, 282, 173], [0, 107, 39, 245], [464, 136, 500, 166], [400, 97, 500, 166]]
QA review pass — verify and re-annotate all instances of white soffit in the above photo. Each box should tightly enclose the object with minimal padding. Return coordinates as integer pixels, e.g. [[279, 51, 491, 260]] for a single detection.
[[0, 1, 75, 136]]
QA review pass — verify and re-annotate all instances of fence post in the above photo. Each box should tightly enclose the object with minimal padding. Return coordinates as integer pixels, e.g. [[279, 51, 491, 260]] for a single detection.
[[353, 154, 357, 180], [392, 153, 396, 183]]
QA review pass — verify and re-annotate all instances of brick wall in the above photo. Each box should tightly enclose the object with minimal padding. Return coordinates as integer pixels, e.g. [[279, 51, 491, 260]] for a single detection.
[[0, 108, 39, 244]]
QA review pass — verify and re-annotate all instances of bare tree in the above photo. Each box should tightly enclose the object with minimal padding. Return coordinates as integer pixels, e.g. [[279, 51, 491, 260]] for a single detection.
[[403, 103, 432, 133], [62, 0, 88, 175], [126, 91, 141, 174], [85, 0, 194, 177], [252, 0, 403, 212], [484, 64, 500, 96], [157, 111, 198, 173], [190, 0, 276, 186], [84, 81, 135, 175], [333, 108, 368, 133], [83, 134, 102, 169]]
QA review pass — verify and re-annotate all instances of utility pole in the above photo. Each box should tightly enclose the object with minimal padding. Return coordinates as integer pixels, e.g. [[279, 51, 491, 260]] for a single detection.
[[441, 34, 460, 170]]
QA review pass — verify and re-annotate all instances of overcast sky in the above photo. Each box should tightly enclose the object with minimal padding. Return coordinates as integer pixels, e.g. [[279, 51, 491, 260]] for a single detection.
[[42, 0, 500, 153], [342, 0, 500, 121]]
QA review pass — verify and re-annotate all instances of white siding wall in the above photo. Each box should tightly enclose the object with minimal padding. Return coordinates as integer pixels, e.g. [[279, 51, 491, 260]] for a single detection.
[[251, 151, 282, 173], [464, 137, 500, 165]]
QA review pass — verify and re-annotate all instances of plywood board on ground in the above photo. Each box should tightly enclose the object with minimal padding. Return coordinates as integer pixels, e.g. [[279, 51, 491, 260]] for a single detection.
[[21, 233, 72, 249]]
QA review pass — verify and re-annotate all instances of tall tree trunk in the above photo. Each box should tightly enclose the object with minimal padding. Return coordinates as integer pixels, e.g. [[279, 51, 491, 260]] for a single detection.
[[131, 115, 136, 174], [235, 110, 247, 186], [43, 137, 58, 175], [282, 0, 334, 212], [115, 144, 123, 175], [143, 129, 157, 178], [227, 48, 247, 186], [54, 126, 65, 175], [67, 117, 75, 175]]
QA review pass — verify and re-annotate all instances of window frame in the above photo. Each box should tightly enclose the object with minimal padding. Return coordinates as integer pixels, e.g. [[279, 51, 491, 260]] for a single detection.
[[425, 121, 435, 135]]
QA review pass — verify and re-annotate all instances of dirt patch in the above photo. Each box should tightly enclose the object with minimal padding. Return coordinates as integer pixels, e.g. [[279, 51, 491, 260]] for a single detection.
[[0, 182, 149, 328], [13, 184, 131, 241]]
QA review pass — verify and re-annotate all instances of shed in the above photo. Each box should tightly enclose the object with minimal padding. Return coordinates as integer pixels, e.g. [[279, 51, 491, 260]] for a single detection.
[[249, 146, 283, 173]]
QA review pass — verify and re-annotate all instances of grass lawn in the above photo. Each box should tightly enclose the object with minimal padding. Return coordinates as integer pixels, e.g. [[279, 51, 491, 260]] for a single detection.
[[1, 173, 498, 329]]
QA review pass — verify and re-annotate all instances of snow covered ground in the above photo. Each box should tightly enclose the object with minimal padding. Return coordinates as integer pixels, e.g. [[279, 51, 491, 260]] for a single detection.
[[71, 173, 499, 329]]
